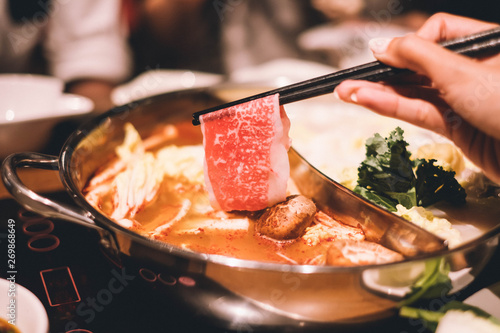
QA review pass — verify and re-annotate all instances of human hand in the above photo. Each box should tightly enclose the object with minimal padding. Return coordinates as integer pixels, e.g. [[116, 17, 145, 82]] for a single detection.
[[334, 13, 500, 184]]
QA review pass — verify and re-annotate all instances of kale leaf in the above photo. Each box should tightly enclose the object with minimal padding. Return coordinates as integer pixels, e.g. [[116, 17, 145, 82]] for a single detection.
[[416, 159, 467, 207], [354, 127, 466, 211], [354, 127, 417, 211]]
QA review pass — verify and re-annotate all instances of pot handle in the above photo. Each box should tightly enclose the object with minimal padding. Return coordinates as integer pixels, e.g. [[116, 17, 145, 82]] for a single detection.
[[1, 152, 102, 231]]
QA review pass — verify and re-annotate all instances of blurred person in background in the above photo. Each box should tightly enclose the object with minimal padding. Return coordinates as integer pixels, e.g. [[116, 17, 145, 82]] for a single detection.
[[312, 0, 500, 25], [0, 0, 131, 112], [126, 0, 415, 75], [125, 0, 500, 78], [401, 0, 500, 23], [125, 0, 223, 75], [302, 0, 500, 68], [126, 0, 328, 76], [217, 1, 327, 73]]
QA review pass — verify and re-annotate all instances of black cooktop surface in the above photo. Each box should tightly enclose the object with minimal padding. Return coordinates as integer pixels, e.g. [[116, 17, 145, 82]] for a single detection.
[[1, 192, 499, 333]]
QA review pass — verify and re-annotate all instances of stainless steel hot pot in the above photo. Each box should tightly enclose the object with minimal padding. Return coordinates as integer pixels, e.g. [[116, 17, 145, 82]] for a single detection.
[[2, 87, 500, 330]]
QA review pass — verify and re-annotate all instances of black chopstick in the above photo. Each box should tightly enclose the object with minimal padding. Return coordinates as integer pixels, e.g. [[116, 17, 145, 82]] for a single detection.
[[192, 26, 500, 126]]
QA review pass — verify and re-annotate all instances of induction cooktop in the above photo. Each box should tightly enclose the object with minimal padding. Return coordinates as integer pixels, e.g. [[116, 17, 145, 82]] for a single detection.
[[1, 192, 498, 333]]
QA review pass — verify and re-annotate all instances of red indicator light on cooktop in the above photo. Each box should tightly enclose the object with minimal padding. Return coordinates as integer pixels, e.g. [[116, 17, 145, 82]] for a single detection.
[[40, 266, 81, 307]]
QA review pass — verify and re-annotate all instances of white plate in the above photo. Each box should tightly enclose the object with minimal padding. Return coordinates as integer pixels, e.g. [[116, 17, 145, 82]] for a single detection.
[[111, 70, 223, 105], [464, 281, 500, 318], [361, 265, 474, 299], [0, 278, 49, 333]]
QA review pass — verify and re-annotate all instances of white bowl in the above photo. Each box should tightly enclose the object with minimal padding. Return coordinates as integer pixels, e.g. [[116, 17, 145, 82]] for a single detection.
[[229, 58, 337, 85], [0, 74, 94, 158], [111, 69, 223, 105], [298, 21, 410, 68], [0, 74, 64, 120], [0, 278, 49, 333]]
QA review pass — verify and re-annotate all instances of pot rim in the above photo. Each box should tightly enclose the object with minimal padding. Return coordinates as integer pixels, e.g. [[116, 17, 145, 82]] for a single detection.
[[59, 88, 500, 273]]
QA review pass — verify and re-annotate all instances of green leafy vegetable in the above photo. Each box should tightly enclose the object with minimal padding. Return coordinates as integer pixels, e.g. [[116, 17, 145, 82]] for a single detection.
[[399, 306, 444, 332], [416, 159, 467, 207], [399, 258, 451, 307], [400, 301, 500, 332], [398, 260, 500, 332], [354, 127, 416, 211], [354, 127, 466, 211], [353, 186, 400, 211]]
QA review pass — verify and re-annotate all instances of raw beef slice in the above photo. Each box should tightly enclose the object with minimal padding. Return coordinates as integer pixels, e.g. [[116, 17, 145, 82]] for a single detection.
[[200, 94, 291, 211]]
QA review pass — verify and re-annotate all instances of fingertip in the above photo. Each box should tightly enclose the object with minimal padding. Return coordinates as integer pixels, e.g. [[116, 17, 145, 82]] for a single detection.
[[333, 89, 340, 100], [368, 37, 392, 55], [335, 80, 387, 103], [334, 82, 359, 103], [333, 82, 352, 102], [334, 89, 357, 103], [352, 87, 396, 111], [371, 33, 420, 68], [350, 92, 358, 103]]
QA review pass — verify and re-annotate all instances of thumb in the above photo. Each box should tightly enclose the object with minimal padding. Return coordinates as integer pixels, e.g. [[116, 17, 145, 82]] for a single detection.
[[368, 34, 479, 92], [369, 34, 500, 139]]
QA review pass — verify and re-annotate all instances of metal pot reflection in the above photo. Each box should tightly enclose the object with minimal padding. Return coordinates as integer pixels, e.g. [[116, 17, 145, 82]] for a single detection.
[[2, 87, 500, 330]]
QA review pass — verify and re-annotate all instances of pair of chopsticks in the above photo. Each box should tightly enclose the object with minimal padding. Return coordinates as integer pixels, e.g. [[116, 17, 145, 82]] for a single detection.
[[192, 26, 500, 126]]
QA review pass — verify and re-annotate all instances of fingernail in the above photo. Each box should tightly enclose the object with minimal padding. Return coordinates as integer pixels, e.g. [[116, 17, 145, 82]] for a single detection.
[[369, 37, 392, 54], [350, 92, 358, 103], [333, 90, 340, 99]]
